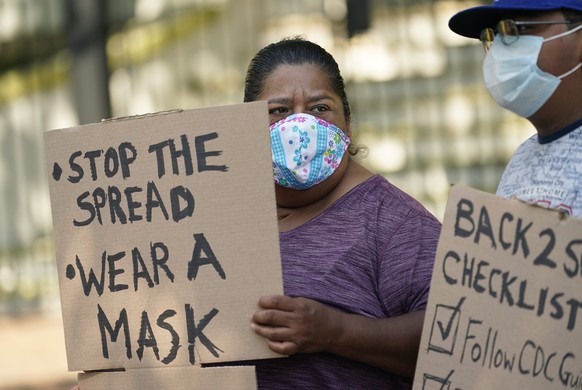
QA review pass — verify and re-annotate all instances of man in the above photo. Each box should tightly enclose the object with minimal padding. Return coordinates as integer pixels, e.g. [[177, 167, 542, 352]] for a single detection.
[[449, 0, 582, 217]]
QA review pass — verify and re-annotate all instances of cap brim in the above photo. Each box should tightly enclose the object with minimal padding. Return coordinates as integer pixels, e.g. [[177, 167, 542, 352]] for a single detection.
[[448, 5, 565, 39]]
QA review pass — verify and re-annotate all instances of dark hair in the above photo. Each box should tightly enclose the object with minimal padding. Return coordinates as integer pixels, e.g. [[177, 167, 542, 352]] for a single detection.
[[243, 36, 351, 124], [562, 9, 582, 28]]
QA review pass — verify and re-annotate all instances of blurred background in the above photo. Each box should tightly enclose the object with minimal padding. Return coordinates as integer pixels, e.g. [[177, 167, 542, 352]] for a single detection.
[[0, 0, 535, 388]]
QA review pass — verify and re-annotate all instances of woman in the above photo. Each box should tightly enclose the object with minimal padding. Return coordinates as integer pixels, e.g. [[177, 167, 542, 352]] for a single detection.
[[71, 37, 440, 390], [246, 37, 441, 389]]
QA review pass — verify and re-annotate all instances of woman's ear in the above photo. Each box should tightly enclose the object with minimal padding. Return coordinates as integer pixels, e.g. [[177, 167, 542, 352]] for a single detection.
[[346, 105, 352, 136], [345, 121, 352, 138]]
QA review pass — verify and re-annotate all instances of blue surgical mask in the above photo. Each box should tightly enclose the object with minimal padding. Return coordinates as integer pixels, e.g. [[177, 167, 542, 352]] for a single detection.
[[483, 24, 582, 118], [270, 113, 350, 190]]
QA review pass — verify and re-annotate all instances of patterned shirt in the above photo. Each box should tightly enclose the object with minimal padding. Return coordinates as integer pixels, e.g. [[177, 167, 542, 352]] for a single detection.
[[496, 120, 582, 217], [255, 175, 441, 389]]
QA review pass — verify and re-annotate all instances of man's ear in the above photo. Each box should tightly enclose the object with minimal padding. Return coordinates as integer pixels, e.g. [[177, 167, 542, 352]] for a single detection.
[[574, 18, 582, 62]]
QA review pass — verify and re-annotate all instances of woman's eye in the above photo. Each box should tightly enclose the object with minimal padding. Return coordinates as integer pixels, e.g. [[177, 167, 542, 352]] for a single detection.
[[310, 106, 328, 114], [269, 107, 288, 115]]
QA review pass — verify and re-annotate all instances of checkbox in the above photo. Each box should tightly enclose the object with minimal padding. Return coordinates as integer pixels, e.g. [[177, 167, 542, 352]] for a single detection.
[[421, 371, 454, 390], [428, 297, 465, 355]]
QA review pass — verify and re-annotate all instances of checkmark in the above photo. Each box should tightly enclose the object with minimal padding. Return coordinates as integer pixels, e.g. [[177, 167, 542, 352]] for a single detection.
[[421, 370, 455, 390], [437, 297, 465, 340], [428, 296, 466, 355]]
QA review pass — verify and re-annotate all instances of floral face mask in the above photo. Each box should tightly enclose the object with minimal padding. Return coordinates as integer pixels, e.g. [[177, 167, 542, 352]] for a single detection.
[[270, 113, 350, 190]]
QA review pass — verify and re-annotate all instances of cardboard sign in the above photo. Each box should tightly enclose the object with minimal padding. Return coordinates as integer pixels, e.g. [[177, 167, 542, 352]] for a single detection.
[[44, 102, 284, 372], [78, 366, 256, 389], [414, 185, 582, 390]]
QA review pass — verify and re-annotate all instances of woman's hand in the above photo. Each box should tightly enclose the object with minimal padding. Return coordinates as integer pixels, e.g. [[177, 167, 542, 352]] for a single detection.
[[252, 294, 426, 378], [251, 295, 342, 355]]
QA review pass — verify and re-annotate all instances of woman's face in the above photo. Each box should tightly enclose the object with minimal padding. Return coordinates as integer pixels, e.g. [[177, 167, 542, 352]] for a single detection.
[[257, 63, 350, 135], [257, 63, 351, 207]]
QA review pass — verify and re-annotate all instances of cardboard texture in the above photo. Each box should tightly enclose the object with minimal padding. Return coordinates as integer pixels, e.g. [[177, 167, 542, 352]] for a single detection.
[[44, 102, 284, 372], [414, 185, 582, 390], [78, 366, 256, 389]]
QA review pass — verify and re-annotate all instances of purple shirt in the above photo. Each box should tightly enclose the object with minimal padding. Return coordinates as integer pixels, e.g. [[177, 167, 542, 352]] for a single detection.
[[256, 175, 441, 389]]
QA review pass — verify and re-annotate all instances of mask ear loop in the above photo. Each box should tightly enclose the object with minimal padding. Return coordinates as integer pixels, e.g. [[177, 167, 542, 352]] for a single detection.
[[558, 63, 582, 79], [543, 23, 582, 79], [543, 22, 582, 43]]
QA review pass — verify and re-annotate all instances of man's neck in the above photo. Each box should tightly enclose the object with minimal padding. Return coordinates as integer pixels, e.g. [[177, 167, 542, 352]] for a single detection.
[[530, 113, 582, 136], [529, 95, 582, 137]]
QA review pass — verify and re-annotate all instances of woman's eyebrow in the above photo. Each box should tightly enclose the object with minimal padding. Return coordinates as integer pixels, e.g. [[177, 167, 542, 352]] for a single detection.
[[306, 94, 335, 103], [267, 97, 291, 105], [266, 94, 335, 105]]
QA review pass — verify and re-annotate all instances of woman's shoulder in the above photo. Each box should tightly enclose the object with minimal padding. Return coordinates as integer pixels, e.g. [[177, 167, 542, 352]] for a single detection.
[[347, 173, 439, 224]]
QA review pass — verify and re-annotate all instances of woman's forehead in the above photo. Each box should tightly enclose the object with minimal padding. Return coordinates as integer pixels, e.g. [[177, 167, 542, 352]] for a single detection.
[[263, 64, 334, 92]]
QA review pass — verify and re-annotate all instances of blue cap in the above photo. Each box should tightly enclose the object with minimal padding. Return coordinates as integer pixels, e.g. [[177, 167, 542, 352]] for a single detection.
[[449, 0, 582, 39]]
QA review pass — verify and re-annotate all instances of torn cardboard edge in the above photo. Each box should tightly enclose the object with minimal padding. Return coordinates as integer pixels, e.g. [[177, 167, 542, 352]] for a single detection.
[[445, 182, 572, 223], [505, 194, 572, 223], [78, 365, 257, 389], [100, 109, 185, 123]]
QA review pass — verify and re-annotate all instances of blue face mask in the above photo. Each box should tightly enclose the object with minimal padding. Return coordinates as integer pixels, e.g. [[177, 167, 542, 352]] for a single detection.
[[483, 24, 582, 118], [270, 113, 350, 190]]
